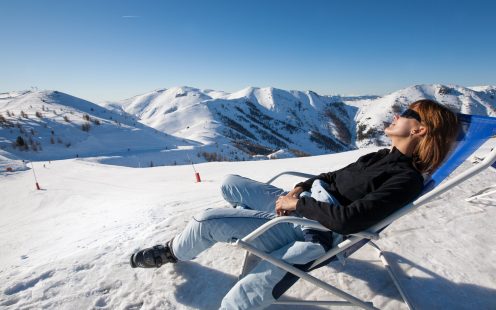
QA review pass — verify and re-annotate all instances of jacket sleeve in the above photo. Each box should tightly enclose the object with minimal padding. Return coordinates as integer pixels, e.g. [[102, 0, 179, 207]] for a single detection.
[[294, 161, 359, 191], [294, 171, 424, 235], [294, 171, 335, 191]]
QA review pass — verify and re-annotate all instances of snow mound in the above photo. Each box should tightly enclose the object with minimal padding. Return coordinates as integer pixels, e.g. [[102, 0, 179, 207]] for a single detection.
[[0, 150, 27, 173]]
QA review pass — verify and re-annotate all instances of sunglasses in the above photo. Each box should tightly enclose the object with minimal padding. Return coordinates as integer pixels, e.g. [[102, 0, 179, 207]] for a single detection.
[[400, 109, 422, 123]]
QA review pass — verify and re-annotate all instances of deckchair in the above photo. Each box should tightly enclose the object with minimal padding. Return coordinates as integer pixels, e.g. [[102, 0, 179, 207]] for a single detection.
[[234, 113, 496, 309]]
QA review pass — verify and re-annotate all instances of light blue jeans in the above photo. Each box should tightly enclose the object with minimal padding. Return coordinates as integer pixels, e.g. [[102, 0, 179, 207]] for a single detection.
[[172, 174, 337, 310]]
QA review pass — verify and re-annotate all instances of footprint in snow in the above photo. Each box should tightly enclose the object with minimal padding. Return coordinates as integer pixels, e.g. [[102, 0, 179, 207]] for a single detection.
[[4, 270, 55, 295]]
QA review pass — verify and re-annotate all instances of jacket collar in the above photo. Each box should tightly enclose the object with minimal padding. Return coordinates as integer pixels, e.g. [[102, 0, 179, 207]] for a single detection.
[[387, 146, 414, 163]]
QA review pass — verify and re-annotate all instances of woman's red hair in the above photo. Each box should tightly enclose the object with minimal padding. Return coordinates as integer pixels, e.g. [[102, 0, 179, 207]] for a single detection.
[[410, 99, 459, 174]]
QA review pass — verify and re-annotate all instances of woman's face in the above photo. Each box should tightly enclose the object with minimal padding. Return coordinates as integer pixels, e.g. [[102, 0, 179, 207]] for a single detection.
[[384, 113, 420, 138]]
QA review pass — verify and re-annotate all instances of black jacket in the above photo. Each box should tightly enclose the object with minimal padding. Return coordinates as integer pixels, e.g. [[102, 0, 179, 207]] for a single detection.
[[294, 147, 424, 235]]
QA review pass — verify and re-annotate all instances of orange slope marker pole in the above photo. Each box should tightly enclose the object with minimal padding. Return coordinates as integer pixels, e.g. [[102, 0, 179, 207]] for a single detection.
[[29, 161, 41, 190], [187, 153, 201, 182]]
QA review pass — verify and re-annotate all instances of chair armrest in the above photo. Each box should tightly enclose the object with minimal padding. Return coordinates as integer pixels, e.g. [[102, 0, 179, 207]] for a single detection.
[[240, 216, 329, 243], [349, 231, 380, 240], [266, 171, 316, 185], [240, 216, 382, 243]]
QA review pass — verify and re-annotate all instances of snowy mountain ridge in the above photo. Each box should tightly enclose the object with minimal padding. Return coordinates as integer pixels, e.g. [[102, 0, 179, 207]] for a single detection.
[[113, 83, 496, 155], [111, 86, 359, 158], [1, 84, 495, 170]]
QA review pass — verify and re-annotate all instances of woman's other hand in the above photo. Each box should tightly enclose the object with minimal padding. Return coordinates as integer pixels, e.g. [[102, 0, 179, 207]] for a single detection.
[[286, 186, 304, 198]]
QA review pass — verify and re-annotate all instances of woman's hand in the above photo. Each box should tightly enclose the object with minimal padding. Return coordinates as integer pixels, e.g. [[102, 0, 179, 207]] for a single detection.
[[275, 195, 298, 216]]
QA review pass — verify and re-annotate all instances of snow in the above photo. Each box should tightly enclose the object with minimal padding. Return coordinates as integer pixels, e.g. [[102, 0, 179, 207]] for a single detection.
[[1, 141, 495, 309], [267, 149, 295, 159]]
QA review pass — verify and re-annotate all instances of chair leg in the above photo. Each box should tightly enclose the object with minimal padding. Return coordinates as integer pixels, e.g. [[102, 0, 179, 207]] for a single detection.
[[368, 241, 415, 310], [237, 239, 379, 310], [239, 250, 261, 280]]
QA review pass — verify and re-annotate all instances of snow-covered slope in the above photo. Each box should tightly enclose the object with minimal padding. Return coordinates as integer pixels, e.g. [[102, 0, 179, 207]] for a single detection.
[[0, 90, 193, 165], [0, 143, 495, 309]]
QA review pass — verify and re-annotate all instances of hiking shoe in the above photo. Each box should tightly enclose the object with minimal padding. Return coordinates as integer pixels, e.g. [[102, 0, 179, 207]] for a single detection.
[[130, 241, 177, 268]]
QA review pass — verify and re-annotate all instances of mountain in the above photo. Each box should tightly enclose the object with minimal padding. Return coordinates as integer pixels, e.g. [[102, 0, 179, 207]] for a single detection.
[[0, 90, 192, 164], [112, 86, 358, 159]]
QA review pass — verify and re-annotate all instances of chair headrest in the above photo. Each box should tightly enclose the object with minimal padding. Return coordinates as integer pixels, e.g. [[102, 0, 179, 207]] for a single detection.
[[422, 114, 496, 194]]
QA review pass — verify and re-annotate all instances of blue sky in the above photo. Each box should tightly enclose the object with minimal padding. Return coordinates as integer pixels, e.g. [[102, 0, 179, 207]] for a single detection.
[[1, 0, 495, 102]]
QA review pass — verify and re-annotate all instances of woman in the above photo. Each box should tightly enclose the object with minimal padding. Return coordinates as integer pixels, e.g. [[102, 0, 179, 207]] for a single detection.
[[130, 99, 458, 309]]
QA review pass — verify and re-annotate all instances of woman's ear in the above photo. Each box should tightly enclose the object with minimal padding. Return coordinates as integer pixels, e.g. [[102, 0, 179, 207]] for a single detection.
[[411, 126, 427, 137]]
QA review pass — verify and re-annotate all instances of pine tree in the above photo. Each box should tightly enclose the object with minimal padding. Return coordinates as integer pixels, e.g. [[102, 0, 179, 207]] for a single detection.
[[16, 136, 25, 147]]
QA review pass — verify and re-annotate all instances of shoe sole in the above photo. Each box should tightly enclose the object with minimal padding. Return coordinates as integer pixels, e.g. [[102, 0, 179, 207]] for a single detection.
[[130, 254, 137, 268]]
